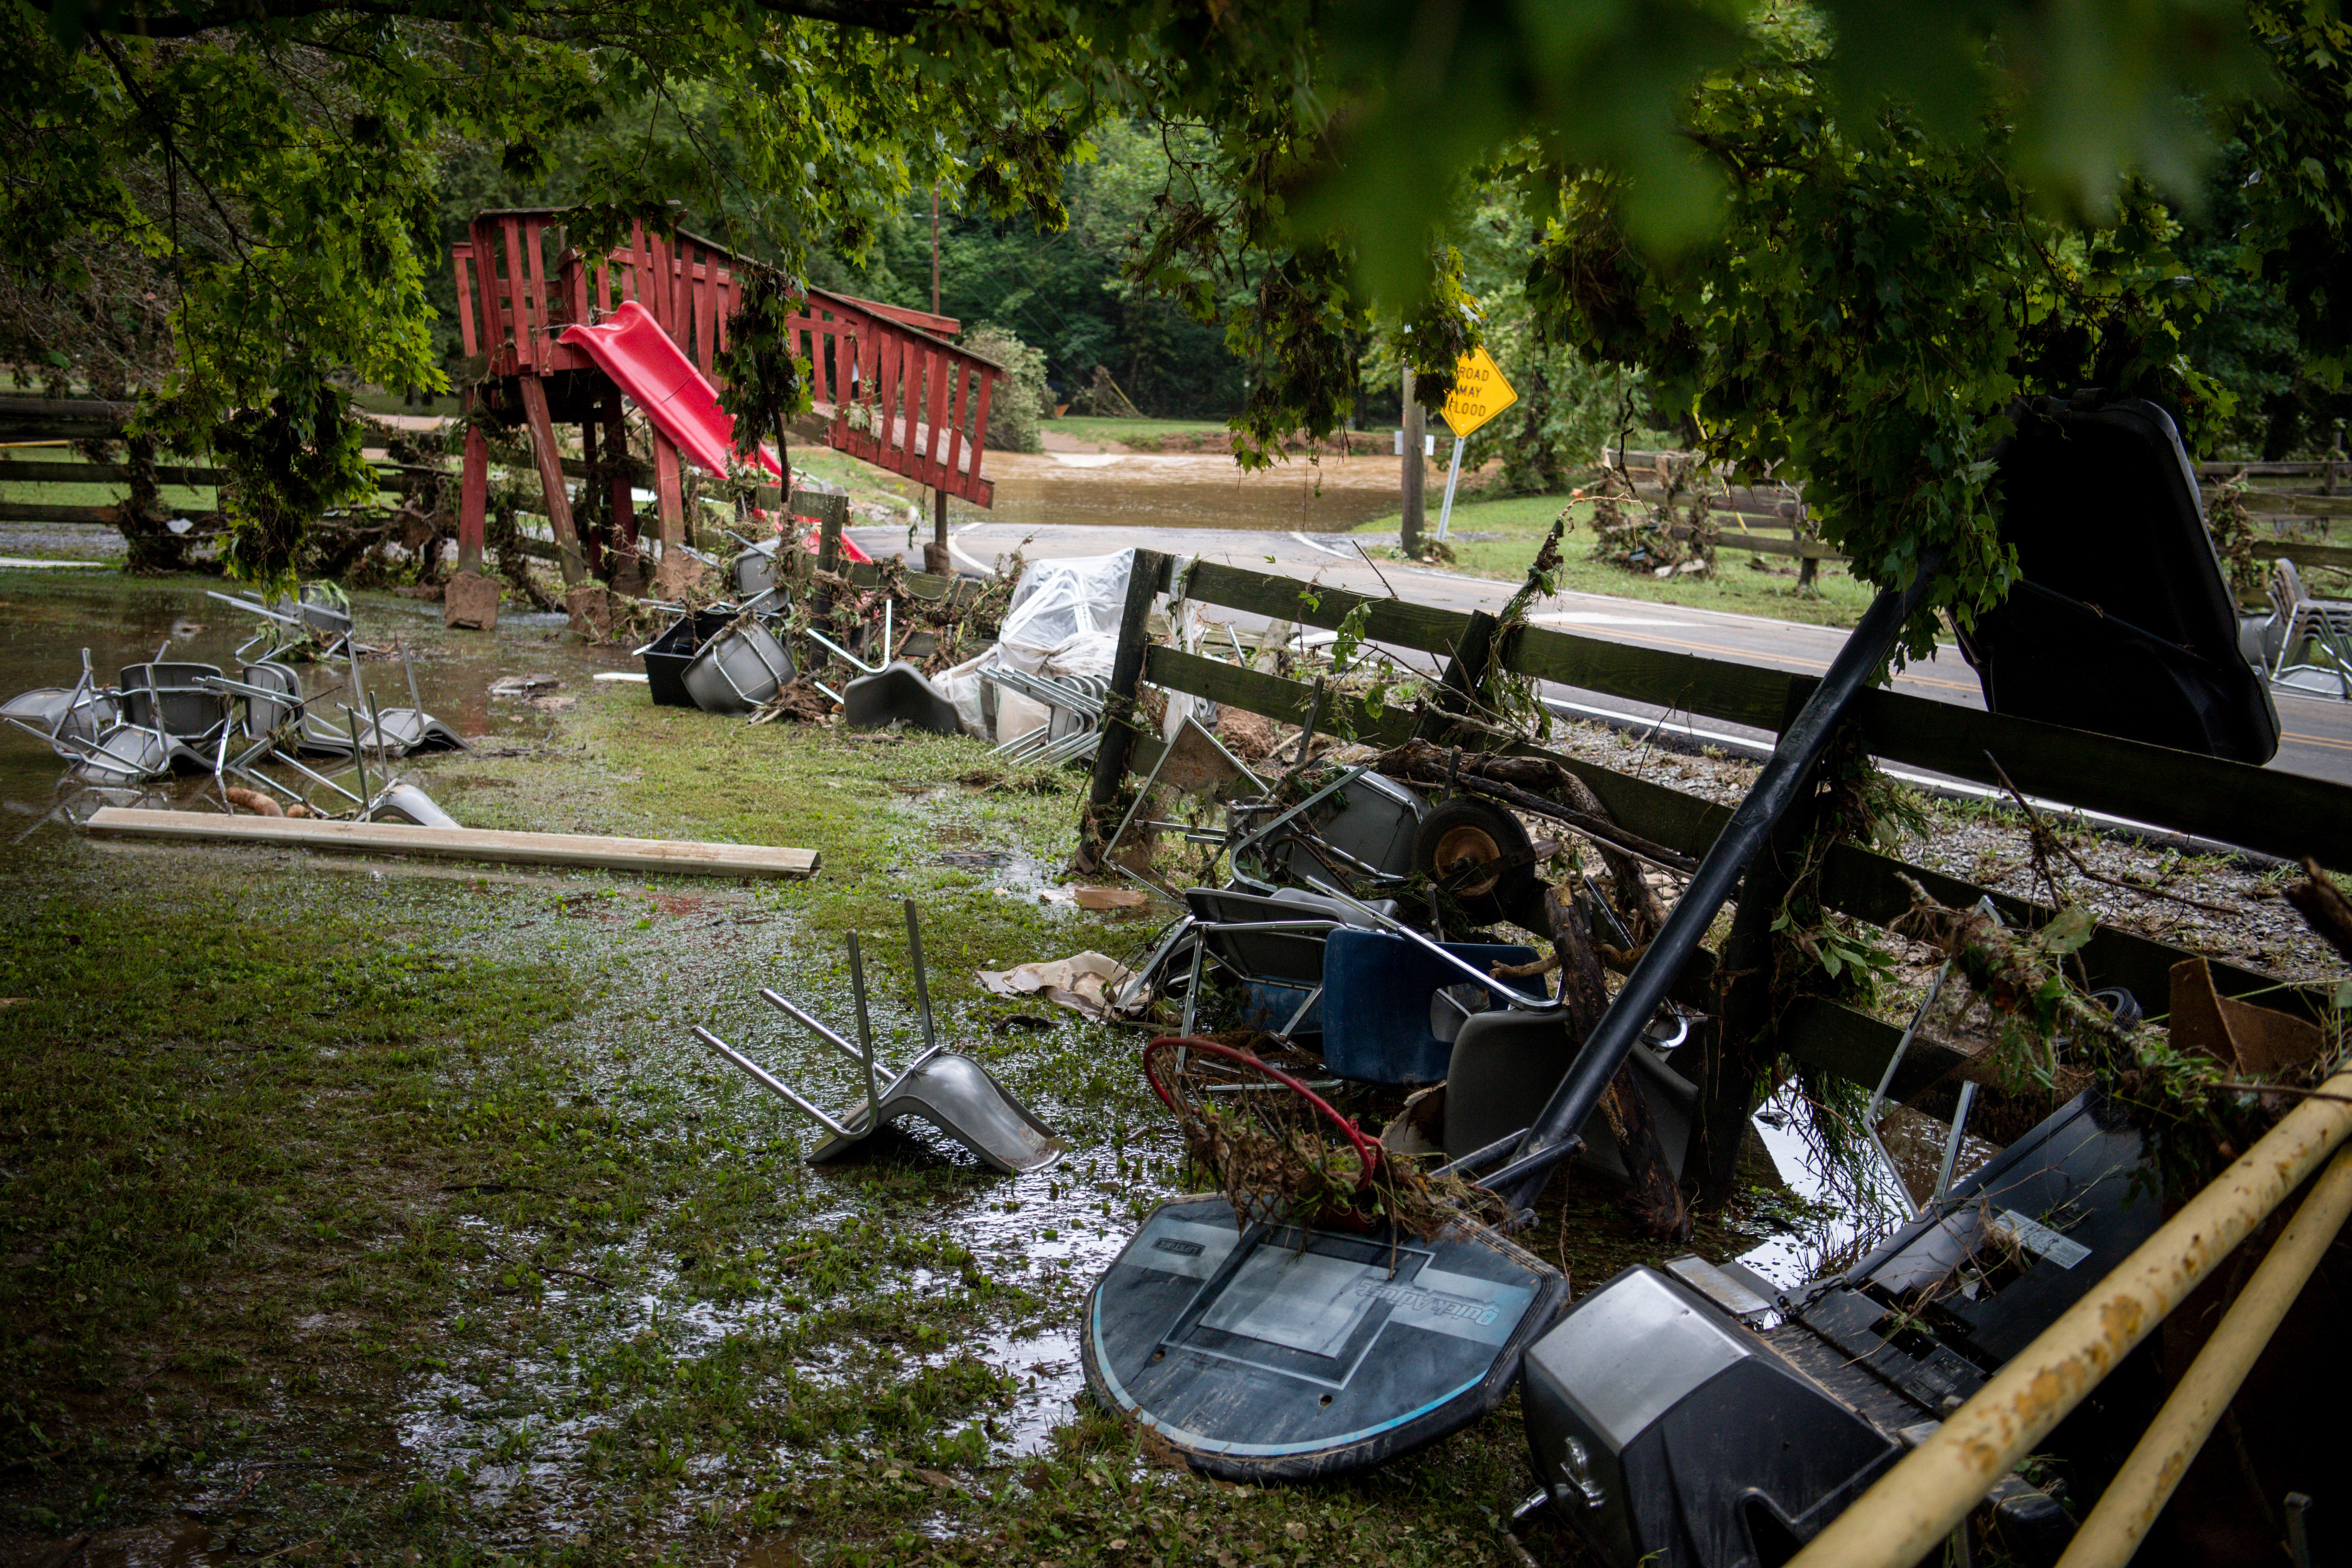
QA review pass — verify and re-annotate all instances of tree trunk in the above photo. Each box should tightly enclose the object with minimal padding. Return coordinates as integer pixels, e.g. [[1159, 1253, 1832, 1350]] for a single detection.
[[1541, 883, 1688, 1238]]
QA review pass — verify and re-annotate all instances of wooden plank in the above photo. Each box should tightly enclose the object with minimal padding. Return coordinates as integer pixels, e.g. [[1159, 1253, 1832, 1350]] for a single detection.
[[0, 503, 122, 525], [501, 220, 533, 371], [515, 375, 584, 586], [923, 346, 951, 488], [84, 807, 820, 878], [966, 366, 994, 492], [1813, 841, 2321, 1021], [458, 392, 489, 572], [0, 396, 134, 442], [943, 362, 970, 493], [0, 462, 223, 487], [1181, 561, 1472, 656], [452, 244, 479, 358], [695, 241, 718, 376], [1142, 646, 1416, 746], [523, 216, 550, 373], [1843, 683, 2352, 870], [2270, 540, 2352, 572], [1716, 533, 1841, 561]]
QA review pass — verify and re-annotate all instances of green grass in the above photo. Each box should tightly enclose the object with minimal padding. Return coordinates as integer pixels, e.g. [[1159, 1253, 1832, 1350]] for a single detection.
[[1040, 415, 1237, 450], [0, 579, 1787, 1566], [1355, 492, 1881, 627]]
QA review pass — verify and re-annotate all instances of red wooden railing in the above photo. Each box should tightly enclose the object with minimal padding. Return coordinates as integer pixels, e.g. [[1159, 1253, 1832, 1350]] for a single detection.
[[452, 210, 1002, 505]]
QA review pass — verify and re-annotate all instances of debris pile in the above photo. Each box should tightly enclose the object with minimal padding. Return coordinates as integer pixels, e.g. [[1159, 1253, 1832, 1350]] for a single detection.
[[1, 585, 463, 828]]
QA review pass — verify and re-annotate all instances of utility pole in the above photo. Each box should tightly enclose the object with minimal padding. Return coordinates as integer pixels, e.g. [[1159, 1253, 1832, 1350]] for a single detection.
[[1400, 365, 1426, 559], [931, 188, 941, 317]]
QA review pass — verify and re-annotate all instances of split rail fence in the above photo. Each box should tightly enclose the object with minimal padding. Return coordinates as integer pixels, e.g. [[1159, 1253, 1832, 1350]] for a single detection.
[[1606, 444, 2352, 579], [1085, 552, 2352, 1196]]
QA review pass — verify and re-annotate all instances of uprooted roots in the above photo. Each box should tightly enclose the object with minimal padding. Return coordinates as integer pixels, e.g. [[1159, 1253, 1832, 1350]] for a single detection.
[[1147, 1038, 1510, 1239]]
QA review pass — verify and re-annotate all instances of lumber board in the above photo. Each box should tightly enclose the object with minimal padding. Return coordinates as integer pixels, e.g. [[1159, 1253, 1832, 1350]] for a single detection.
[[0, 461, 224, 487], [83, 807, 821, 878], [1142, 645, 1416, 747], [2271, 540, 2352, 572], [1501, 608, 2352, 866], [1841, 682, 2352, 871], [1180, 561, 1473, 657], [0, 502, 122, 525]]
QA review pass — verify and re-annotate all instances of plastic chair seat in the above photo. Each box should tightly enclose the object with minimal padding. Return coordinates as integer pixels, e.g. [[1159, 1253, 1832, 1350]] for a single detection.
[[1316, 927, 1542, 1084]]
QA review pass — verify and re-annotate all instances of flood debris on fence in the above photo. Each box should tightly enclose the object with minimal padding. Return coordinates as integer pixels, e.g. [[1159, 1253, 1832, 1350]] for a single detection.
[[1029, 403, 2352, 1568]]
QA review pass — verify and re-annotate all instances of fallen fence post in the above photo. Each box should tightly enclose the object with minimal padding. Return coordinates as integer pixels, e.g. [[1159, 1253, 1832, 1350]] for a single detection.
[[1078, 548, 1173, 871]]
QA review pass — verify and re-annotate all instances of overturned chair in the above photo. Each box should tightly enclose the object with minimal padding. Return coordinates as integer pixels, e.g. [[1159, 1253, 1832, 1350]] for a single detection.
[[692, 901, 1065, 1173]]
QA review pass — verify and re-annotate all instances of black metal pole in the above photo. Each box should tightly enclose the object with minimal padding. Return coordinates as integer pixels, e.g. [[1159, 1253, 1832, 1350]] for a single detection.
[[1479, 553, 1946, 1209]]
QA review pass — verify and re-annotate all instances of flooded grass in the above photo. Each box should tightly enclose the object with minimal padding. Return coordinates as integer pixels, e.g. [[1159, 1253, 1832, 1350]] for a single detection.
[[0, 568, 1801, 1568]]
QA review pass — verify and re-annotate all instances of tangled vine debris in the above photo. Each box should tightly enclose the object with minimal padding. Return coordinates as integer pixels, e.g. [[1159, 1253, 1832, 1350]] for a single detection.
[[1146, 1037, 1510, 1241]]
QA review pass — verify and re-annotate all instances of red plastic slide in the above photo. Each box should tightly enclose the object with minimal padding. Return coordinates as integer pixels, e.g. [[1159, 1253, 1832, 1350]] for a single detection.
[[559, 300, 868, 563]]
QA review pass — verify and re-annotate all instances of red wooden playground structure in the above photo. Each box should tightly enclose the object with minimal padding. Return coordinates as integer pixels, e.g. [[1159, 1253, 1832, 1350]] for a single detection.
[[449, 209, 1005, 592]]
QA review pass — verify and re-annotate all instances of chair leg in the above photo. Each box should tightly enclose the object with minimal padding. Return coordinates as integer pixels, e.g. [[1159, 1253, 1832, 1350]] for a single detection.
[[1179, 939, 1208, 1038], [1273, 984, 1323, 1044]]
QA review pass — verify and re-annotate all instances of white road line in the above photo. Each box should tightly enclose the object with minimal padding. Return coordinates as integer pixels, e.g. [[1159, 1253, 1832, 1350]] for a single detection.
[[0, 556, 110, 569], [1531, 611, 1696, 627], [1288, 531, 1353, 559]]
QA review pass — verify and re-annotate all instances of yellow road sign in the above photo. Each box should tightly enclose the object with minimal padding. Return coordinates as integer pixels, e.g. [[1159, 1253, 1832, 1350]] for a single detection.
[[1440, 346, 1518, 440]]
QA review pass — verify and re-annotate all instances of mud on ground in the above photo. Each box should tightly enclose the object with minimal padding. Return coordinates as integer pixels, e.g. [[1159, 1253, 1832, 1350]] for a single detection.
[[0, 572, 1798, 1568]]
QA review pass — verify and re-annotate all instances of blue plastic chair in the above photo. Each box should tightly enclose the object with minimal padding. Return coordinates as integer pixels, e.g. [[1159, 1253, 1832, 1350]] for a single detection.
[[1316, 928, 1544, 1084]]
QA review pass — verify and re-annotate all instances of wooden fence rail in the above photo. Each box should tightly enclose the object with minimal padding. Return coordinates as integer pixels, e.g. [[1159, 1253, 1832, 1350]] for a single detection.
[[1179, 560, 2352, 869]]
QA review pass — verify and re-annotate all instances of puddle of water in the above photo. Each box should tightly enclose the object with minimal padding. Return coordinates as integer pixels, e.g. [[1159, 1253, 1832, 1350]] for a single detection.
[[0, 574, 637, 867]]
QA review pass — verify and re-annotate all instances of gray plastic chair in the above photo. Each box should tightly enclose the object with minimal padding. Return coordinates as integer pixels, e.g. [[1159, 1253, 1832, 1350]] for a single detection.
[[118, 663, 231, 743], [2265, 557, 2352, 697]]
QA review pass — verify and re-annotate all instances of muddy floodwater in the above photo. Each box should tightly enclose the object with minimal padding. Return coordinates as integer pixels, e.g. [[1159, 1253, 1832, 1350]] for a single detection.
[[955, 449, 1405, 534]]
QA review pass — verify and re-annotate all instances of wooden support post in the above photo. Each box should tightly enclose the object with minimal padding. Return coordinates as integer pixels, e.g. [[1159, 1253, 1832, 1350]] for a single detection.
[[651, 430, 686, 595], [577, 417, 606, 580], [926, 487, 952, 576], [1690, 757, 1822, 1207], [606, 399, 640, 593], [457, 392, 489, 574], [817, 509, 843, 577], [1079, 549, 1173, 872], [515, 374, 584, 586]]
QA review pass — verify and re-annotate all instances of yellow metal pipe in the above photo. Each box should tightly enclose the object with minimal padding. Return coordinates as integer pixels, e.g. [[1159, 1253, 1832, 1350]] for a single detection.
[[2055, 1144, 2352, 1568], [1787, 1067, 2352, 1568]]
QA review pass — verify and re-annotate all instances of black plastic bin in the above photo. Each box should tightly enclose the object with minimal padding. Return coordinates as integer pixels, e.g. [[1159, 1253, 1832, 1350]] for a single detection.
[[641, 610, 735, 708]]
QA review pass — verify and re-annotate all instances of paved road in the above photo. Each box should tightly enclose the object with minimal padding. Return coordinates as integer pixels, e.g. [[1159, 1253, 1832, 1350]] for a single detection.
[[845, 519, 2352, 792]]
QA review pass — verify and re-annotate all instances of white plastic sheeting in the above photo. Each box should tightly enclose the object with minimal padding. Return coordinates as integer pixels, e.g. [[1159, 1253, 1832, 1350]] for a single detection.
[[936, 550, 1137, 739], [997, 550, 1133, 678]]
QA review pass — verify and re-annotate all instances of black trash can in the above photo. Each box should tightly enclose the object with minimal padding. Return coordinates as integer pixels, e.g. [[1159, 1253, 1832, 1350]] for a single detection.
[[640, 610, 735, 708]]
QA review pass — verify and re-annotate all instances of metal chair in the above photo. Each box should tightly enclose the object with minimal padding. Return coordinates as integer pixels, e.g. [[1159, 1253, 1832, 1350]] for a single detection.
[[118, 663, 231, 743], [2265, 556, 2352, 698]]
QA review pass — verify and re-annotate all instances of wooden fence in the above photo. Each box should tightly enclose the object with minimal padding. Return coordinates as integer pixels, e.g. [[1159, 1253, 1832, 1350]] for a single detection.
[[1605, 444, 2352, 576], [1083, 552, 2351, 1199]]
